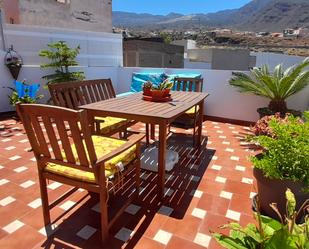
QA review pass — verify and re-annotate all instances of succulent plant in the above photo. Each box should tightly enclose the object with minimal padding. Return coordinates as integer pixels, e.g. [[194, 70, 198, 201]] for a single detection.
[[143, 81, 153, 89]]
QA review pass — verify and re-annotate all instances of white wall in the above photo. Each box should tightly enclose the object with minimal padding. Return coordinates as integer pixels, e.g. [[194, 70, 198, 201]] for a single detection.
[[117, 67, 309, 122], [252, 52, 307, 70], [2, 24, 123, 67]]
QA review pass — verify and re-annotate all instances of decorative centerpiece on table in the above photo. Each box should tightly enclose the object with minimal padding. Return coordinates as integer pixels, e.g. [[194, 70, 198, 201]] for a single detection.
[[142, 80, 173, 102]]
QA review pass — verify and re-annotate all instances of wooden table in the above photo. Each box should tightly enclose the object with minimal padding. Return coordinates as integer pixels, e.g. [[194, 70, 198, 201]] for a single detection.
[[80, 91, 209, 199]]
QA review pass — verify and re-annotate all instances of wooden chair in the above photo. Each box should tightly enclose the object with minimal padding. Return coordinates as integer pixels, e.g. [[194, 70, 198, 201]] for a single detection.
[[172, 77, 204, 145], [16, 103, 144, 244], [147, 77, 204, 145], [48, 79, 133, 136]]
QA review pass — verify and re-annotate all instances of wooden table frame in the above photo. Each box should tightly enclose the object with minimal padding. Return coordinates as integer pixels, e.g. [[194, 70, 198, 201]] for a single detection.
[[80, 91, 209, 199]]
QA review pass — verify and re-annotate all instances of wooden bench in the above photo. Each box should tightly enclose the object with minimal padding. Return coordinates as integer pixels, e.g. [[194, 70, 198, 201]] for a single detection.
[[48, 79, 133, 136]]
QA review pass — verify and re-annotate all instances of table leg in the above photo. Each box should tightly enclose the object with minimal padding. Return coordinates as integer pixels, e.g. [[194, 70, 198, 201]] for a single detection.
[[196, 100, 204, 147], [158, 121, 167, 199], [145, 123, 150, 145], [150, 124, 155, 140]]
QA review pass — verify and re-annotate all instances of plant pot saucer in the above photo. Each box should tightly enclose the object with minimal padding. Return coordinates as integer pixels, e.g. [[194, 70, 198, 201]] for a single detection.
[[142, 94, 172, 102]]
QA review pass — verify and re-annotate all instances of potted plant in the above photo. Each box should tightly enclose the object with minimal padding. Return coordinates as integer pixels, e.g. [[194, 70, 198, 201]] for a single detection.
[[39, 41, 85, 86], [250, 112, 309, 221], [7, 80, 43, 106], [142, 79, 173, 98], [213, 189, 309, 249], [4, 45, 23, 80], [229, 58, 309, 118], [142, 81, 153, 96], [6, 80, 43, 120]]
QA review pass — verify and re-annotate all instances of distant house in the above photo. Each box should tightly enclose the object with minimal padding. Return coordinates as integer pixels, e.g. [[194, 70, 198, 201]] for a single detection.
[[172, 39, 197, 58], [283, 29, 298, 38], [256, 32, 270, 37], [123, 38, 184, 68]]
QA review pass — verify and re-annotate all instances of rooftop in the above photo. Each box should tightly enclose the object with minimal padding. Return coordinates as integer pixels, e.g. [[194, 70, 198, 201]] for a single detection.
[[0, 118, 257, 249]]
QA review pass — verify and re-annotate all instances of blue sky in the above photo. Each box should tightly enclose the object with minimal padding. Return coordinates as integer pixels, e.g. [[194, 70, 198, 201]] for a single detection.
[[113, 0, 252, 15]]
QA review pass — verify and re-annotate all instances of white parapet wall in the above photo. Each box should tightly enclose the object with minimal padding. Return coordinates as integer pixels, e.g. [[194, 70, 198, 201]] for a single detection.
[[117, 67, 309, 122], [252, 52, 308, 70], [0, 62, 119, 113]]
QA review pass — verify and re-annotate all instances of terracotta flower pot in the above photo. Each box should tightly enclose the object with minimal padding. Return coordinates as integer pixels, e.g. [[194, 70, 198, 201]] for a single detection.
[[151, 90, 166, 98], [254, 167, 309, 222], [163, 89, 170, 97], [143, 88, 152, 96]]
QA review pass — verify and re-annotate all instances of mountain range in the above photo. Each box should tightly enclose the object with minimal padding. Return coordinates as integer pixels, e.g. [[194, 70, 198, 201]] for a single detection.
[[113, 0, 309, 32]]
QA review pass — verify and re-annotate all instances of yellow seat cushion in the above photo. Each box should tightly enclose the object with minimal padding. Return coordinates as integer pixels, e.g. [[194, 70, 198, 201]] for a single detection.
[[96, 116, 129, 135], [45, 136, 136, 183], [185, 106, 199, 115]]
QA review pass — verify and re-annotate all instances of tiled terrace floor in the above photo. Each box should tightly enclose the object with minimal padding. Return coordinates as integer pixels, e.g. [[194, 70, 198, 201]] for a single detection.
[[0, 118, 257, 249]]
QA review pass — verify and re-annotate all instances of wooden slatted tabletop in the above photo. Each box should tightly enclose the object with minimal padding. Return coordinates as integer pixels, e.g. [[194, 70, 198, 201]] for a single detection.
[[80, 91, 209, 124]]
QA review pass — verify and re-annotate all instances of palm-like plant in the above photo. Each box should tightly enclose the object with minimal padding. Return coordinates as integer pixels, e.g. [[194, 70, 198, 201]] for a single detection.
[[229, 57, 309, 113]]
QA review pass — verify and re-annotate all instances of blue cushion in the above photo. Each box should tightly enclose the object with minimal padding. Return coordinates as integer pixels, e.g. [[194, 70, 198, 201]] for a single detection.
[[131, 72, 166, 92], [15, 81, 40, 98]]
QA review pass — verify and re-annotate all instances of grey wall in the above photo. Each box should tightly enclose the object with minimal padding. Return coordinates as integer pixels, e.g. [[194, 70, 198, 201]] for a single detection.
[[18, 0, 112, 33], [211, 49, 255, 70], [123, 40, 184, 68]]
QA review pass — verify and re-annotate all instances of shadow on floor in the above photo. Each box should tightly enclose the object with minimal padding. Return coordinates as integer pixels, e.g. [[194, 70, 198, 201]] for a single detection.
[[40, 133, 215, 249]]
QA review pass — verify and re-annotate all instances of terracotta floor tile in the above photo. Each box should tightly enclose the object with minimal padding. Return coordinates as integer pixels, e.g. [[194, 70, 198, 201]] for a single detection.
[[229, 193, 253, 215], [199, 213, 230, 235], [161, 215, 202, 241], [166, 235, 206, 249], [198, 179, 224, 196], [197, 193, 230, 216], [0, 200, 33, 227], [223, 180, 252, 197], [133, 236, 165, 249], [0, 225, 45, 249]]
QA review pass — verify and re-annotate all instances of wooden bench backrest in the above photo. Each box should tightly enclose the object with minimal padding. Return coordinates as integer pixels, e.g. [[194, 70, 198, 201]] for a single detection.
[[16, 104, 97, 171], [173, 77, 203, 92], [48, 79, 116, 110]]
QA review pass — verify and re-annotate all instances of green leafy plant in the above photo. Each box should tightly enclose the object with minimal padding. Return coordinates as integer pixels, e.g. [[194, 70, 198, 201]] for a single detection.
[[160, 32, 173, 44], [250, 112, 309, 187], [39, 41, 85, 85], [229, 58, 309, 113], [213, 189, 309, 249], [152, 79, 173, 90], [7, 80, 43, 106]]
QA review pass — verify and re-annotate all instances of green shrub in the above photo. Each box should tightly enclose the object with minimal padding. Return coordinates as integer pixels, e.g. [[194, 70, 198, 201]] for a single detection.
[[213, 189, 309, 249], [250, 112, 309, 186], [39, 41, 85, 85]]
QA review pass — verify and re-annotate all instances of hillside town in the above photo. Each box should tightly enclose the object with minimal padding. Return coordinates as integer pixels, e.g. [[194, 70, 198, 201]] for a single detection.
[[114, 27, 309, 57]]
